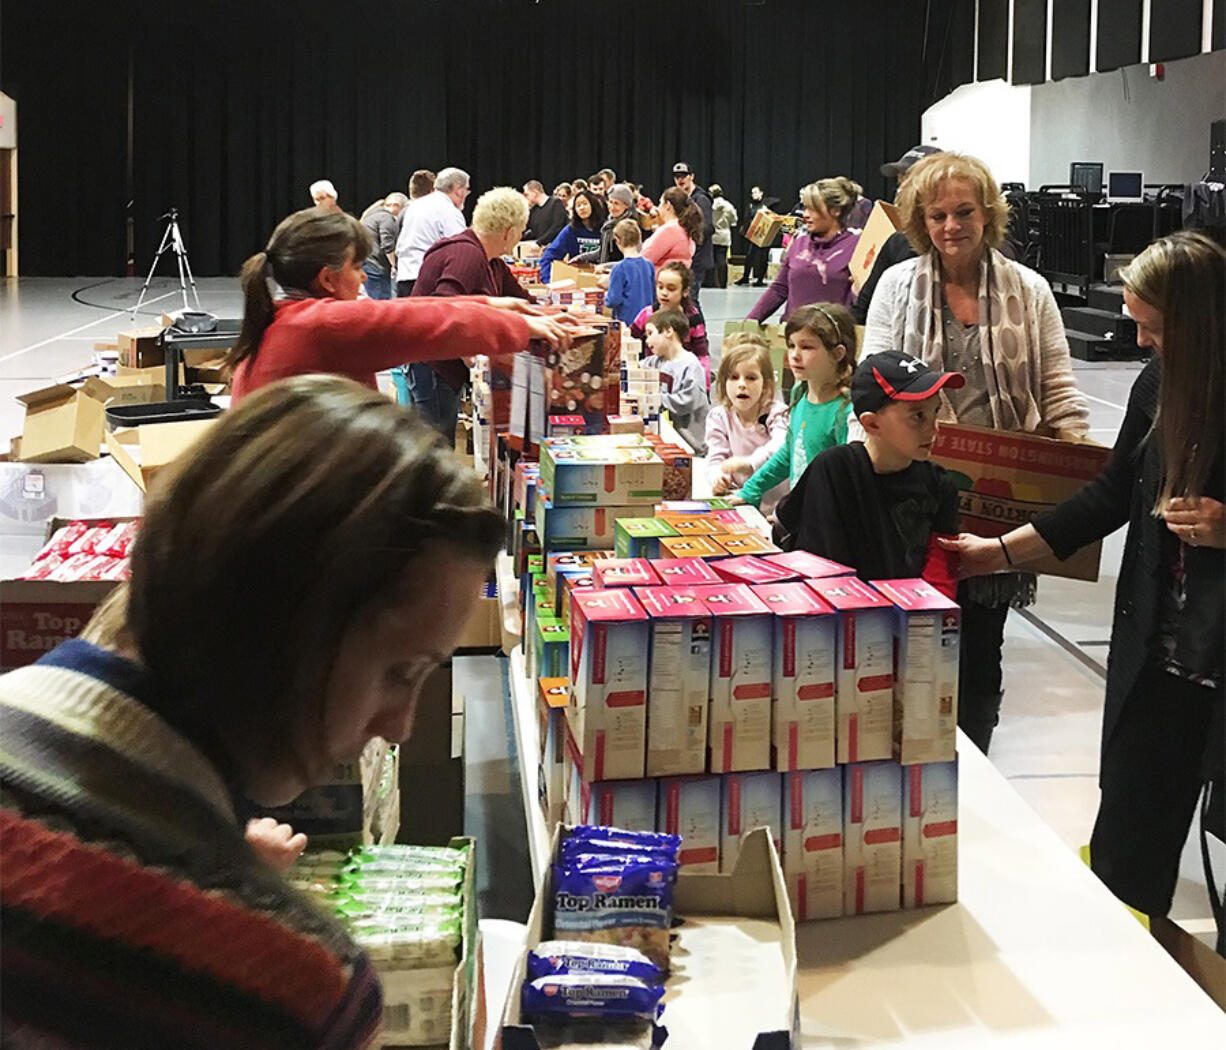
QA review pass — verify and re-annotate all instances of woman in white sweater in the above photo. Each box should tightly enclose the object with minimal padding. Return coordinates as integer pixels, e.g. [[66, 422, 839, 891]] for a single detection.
[[861, 152, 1089, 754]]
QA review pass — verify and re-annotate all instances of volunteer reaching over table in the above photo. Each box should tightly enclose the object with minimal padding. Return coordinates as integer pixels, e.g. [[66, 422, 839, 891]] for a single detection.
[[943, 231, 1225, 919], [0, 375, 505, 1047], [861, 151, 1089, 754], [229, 207, 577, 402]]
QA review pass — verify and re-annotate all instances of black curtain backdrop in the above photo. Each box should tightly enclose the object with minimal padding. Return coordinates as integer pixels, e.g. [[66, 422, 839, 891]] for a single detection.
[[2, 0, 961, 277], [977, 0, 1010, 82], [1052, 0, 1092, 80], [1097, 0, 1143, 73], [1011, 0, 1048, 85], [1149, 0, 1204, 63]]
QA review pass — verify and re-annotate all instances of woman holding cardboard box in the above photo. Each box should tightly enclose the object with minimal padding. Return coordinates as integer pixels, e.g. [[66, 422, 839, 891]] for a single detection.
[[228, 207, 577, 403], [943, 231, 1224, 919], [861, 152, 1090, 755]]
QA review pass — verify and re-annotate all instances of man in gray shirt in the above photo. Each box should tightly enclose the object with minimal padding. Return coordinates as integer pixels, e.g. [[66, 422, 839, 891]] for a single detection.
[[361, 192, 407, 300]]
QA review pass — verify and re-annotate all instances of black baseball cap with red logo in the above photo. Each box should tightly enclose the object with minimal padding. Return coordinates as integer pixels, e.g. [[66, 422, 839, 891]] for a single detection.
[[851, 350, 965, 416]]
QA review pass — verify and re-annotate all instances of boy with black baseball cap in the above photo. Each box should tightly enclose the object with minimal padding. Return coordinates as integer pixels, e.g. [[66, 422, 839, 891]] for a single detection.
[[774, 350, 965, 596]]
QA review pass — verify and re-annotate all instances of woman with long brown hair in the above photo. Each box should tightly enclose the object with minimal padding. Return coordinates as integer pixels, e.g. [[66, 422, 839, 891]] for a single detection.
[[641, 186, 704, 274], [228, 207, 576, 402], [943, 230, 1225, 918]]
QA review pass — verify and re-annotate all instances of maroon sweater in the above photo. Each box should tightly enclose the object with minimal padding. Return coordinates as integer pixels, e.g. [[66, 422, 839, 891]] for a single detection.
[[412, 229, 531, 389]]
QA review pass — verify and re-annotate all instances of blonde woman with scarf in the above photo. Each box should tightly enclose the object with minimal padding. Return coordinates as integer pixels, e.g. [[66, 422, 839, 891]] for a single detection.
[[860, 152, 1089, 755]]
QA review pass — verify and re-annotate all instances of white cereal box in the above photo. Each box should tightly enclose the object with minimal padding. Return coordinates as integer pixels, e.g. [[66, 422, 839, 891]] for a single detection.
[[568, 588, 649, 781], [720, 771, 783, 873], [752, 583, 837, 771], [688, 584, 773, 773], [807, 576, 895, 764], [870, 579, 960, 766], [782, 768, 844, 921], [902, 758, 959, 908], [564, 725, 658, 831], [657, 775, 722, 873], [634, 586, 711, 777], [843, 761, 903, 915]]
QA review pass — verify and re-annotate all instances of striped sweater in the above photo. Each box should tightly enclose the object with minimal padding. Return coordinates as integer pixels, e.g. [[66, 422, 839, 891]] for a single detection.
[[0, 640, 382, 1049]]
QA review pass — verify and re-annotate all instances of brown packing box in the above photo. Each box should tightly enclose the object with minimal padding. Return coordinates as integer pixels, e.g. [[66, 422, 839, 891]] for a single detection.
[[16, 384, 106, 463], [932, 422, 1111, 581], [501, 826, 797, 1049], [848, 201, 901, 292], [0, 514, 138, 671], [84, 374, 165, 407], [117, 326, 166, 369], [105, 419, 216, 492], [547, 261, 602, 289], [117, 362, 185, 386], [745, 208, 786, 248]]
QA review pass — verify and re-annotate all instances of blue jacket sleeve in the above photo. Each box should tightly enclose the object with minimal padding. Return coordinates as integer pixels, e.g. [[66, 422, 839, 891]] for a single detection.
[[539, 227, 579, 284], [605, 262, 628, 308]]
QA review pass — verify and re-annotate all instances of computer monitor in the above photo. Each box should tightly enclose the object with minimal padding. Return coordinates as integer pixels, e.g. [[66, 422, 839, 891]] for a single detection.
[[1069, 162, 1103, 194], [1106, 171, 1144, 203]]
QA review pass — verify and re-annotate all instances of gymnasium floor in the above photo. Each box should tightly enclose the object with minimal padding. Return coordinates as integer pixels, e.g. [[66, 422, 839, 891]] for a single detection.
[[0, 273, 1218, 946]]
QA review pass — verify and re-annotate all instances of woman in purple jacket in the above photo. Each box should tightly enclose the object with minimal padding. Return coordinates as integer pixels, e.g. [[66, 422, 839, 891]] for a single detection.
[[747, 177, 862, 323]]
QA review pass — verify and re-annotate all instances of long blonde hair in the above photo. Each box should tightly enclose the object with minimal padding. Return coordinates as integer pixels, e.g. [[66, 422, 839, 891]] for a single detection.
[[1120, 230, 1226, 511]]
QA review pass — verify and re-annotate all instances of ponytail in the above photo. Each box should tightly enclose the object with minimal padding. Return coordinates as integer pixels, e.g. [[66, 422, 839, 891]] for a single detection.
[[662, 186, 704, 246], [801, 177, 864, 227], [229, 208, 373, 369]]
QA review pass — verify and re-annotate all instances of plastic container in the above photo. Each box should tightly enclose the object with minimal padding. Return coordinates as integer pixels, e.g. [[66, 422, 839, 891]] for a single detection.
[[104, 399, 221, 429]]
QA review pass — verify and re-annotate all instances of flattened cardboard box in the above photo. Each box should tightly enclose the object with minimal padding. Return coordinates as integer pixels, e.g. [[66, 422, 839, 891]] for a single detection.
[[105, 419, 216, 492], [848, 201, 901, 292]]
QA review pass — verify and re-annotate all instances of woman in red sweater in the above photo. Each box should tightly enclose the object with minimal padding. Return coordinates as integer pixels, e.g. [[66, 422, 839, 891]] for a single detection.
[[229, 208, 575, 402]]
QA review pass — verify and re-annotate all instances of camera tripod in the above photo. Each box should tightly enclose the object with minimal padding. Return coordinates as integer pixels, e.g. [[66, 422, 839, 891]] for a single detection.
[[132, 208, 200, 319]]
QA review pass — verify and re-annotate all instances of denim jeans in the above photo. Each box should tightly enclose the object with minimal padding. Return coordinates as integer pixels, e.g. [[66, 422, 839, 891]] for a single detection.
[[405, 362, 460, 446], [362, 265, 392, 300]]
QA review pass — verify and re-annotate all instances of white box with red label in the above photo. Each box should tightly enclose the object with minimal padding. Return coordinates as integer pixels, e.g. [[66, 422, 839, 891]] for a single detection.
[[657, 774, 722, 873], [563, 724, 659, 830], [782, 768, 843, 921], [871, 578, 961, 766], [568, 588, 650, 781], [688, 584, 773, 773], [902, 758, 958, 908], [843, 761, 902, 915], [752, 582, 837, 771], [720, 771, 783, 874], [807, 576, 895, 764], [635, 586, 711, 777], [761, 550, 856, 580], [650, 556, 722, 587], [592, 557, 661, 589]]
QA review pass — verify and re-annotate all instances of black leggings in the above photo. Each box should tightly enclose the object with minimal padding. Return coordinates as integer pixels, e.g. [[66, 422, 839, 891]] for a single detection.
[[956, 598, 1010, 753]]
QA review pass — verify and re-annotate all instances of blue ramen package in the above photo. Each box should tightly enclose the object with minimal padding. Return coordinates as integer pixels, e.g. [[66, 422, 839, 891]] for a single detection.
[[521, 974, 665, 1023], [527, 940, 662, 983]]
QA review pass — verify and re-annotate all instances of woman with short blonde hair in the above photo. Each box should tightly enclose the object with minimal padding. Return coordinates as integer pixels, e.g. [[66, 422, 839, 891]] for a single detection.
[[862, 150, 1089, 754]]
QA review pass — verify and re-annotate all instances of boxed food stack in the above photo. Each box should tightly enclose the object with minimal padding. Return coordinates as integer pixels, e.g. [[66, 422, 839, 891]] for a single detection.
[[843, 761, 902, 916], [719, 771, 782, 873], [538, 677, 570, 825], [902, 759, 958, 907]]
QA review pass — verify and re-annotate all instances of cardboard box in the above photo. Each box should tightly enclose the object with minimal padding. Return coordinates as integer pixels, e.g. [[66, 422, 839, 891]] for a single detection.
[[650, 556, 722, 587], [902, 758, 958, 908], [658, 534, 727, 560], [745, 208, 786, 248], [931, 422, 1111, 581], [650, 443, 694, 499], [567, 588, 649, 781], [712, 554, 796, 586], [872, 578, 961, 766], [762, 550, 856, 580], [16, 384, 105, 463], [531, 615, 568, 682], [539, 439, 664, 506], [848, 201, 901, 292], [807, 576, 895, 764], [545, 414, 585, 437], [558, 572, 595, 628], [843, 761, 903, 915], [548, 260, 603, 289], [454, 579, 500, 651], [591, 557, 660, 589], [104, 419, 216, 493], [537, 678, 569, 827], [635, 586, 712, 778], [614, 515, 679, 559], [715, 534, 781, 557], [754, 582, 837, 772], [607, 414, 645, 436], [707, 505, 773, 537], [657, 775, 722, 872], [535, 498, 652, 552], [1, 577, 118, 670], [720, 771, 783, 874], [501, 825, 796, 1050], [117, 326, 166, 369], [545, 550, 610, 606], [783, 768, 844, 921], [689, 584, 773, 774]]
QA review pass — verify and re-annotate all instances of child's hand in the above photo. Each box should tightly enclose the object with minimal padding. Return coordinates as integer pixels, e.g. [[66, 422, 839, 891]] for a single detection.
[[712, 474, 733, 495], [245, 817, 308, 873], [724, 494, 747, 507], [597, 275, 610, 289], [720, 457, 753, 480], [936, 533, 1007, 578]]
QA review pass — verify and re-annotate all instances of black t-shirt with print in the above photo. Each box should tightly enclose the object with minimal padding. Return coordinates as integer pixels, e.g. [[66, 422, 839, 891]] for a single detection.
[[777, 442, 961, 580]]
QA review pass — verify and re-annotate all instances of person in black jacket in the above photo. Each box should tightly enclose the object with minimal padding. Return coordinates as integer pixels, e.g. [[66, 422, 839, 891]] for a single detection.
[[673, 162, 715, 298], [523, 180, 568, 246], [942, 231, 1225, 918], [736, 186, 780, 286]]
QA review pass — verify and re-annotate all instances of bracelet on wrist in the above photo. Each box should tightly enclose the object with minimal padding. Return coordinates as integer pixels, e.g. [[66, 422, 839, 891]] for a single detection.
[[998, 535, 1014, 567]]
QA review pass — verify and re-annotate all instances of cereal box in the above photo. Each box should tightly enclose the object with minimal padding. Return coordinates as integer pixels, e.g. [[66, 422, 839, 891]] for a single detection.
[[712, 555, 796, 586], [657, 775, 721, 872], [782, 768, 843, 921], [635, 586, 712, 777], [843, 761, 903, 915], [546, 551, 611, 608], [544, 328, 620, 433], [715, 534, 781, 557], [650, 557, 723, 587], [753, 582, 836, 771], [720, 771, 783, 873], [870, 579, 961, 766], [658, 535, 727, 560], [902, 759, 958, 908], [537, 677, 570, 825], [546, 414, 586, 437], [539, 441, 666, 506], [807, 576, 895, 764], [563, 725, 657, 830], [568, 588, 650, 780], [592, 558, 661, 590], [536, 499, 654, 553], [614, 516, 679, 559], [761, 550, 856, 580]]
